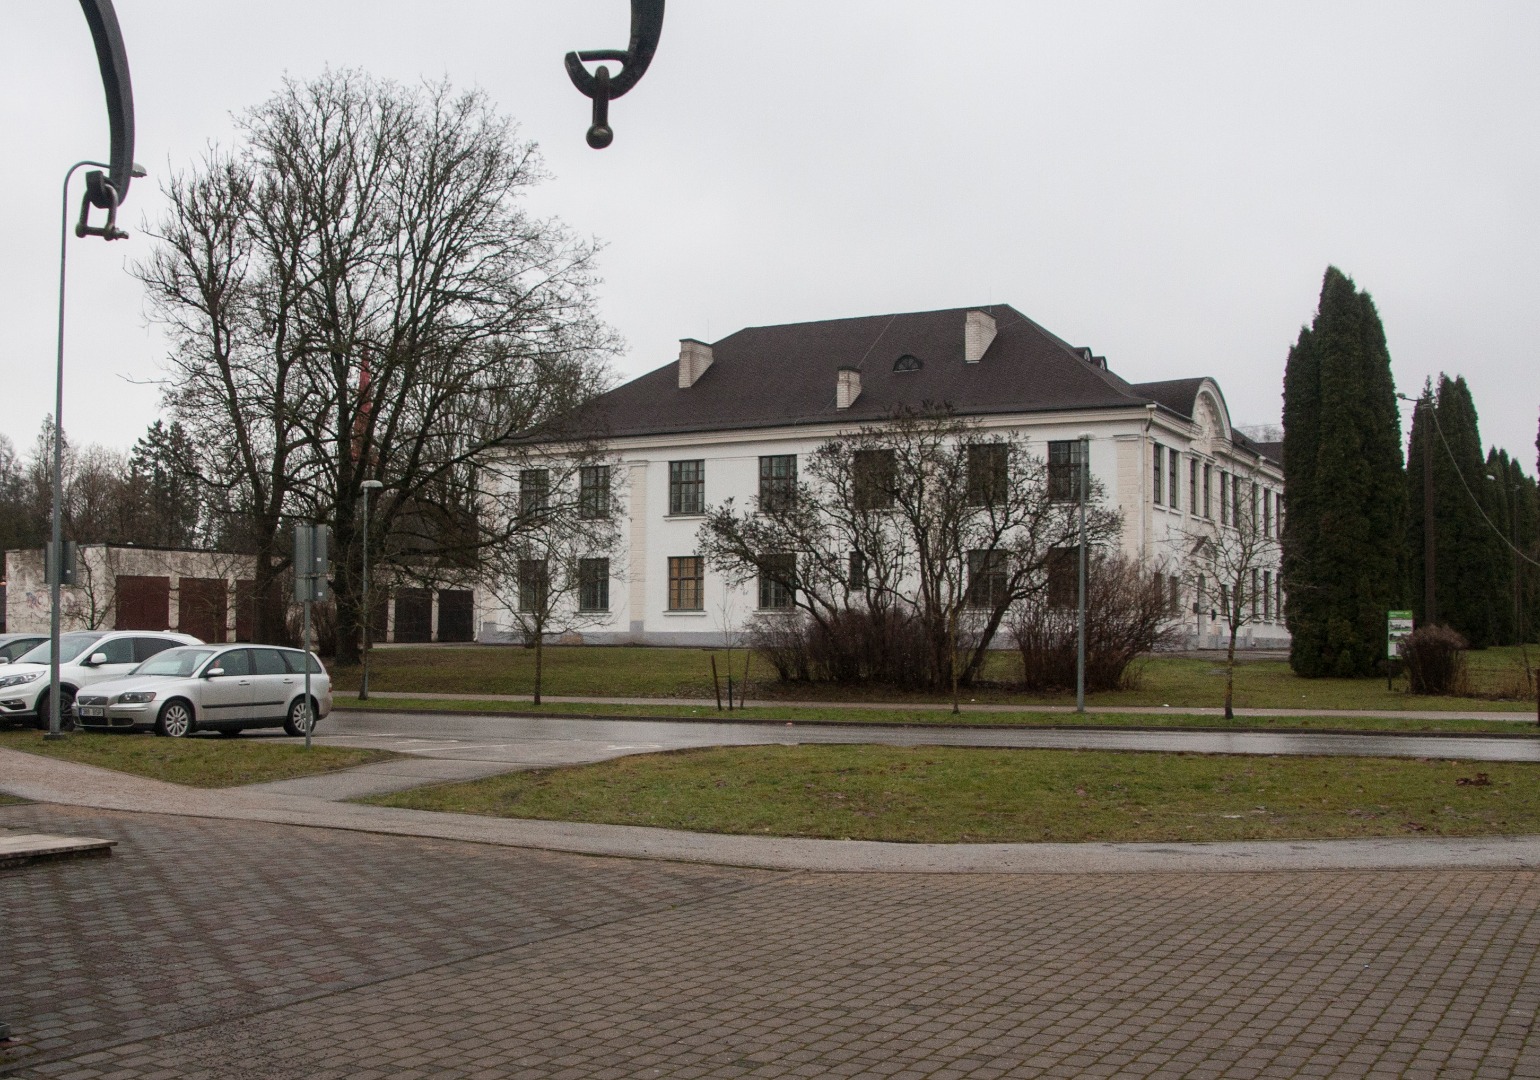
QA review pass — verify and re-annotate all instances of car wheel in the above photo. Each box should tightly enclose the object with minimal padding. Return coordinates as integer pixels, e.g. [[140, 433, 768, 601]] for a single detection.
[[156, 700, 196, 739], [33, 689, 77, 732], [283, 697, 314, 737]]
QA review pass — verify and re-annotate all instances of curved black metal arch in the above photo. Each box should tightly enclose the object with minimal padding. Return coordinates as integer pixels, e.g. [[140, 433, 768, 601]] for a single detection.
[[77, 0, 136, 217], [565, 0, 664, 148]]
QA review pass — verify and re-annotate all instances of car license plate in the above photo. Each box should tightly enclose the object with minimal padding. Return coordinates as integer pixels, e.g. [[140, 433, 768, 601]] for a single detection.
[[78, 706, 105, 718]]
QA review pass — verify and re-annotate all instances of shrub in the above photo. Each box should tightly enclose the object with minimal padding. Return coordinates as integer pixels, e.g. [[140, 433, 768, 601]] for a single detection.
[[1399, 625, 1469, 695], [750, 608, 933, 688], [1008, 554, 1175, 692]]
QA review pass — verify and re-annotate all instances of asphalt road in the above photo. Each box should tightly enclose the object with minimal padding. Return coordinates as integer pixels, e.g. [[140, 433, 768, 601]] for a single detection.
[[292, 708, 1540, 780]]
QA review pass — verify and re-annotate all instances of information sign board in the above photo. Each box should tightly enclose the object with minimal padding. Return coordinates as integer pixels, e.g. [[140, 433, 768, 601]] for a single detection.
[[1387, 610, 1414, 659]]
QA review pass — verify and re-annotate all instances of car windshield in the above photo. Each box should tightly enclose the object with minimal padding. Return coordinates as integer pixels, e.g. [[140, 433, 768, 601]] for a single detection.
[[15, 632, 107, 665], [133, 648, 217, 678]]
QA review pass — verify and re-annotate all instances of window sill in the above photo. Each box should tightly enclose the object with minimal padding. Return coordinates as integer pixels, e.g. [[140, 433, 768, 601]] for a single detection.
[[663, 514, 706, 521], [662, 609, 707, 617]]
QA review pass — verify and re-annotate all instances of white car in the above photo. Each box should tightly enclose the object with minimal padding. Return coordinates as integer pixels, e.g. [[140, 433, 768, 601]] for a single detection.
[[75, 644, 333, 738], [0, 630, 202, 730]]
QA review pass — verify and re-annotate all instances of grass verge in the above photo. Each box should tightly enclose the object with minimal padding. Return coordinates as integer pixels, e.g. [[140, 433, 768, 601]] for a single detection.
[[334, 645, 1540, 713], [363, 744, 1540, 844], [0, 729, 397, 788], [339, 695, 1533, 735]]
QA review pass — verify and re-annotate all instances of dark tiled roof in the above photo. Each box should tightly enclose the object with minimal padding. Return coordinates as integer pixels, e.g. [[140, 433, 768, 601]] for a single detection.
[[1246, 439, 1284, 466], [1130, 378, 1209, 420], [586, 304, 1157, 439]]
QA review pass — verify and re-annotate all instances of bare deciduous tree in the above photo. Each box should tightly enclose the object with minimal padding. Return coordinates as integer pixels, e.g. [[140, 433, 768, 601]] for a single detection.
[[481, 450, 623, 704], [1178, 466, 1281, 718], [699, 406, 1119, 693], [138, 70, 618, 657]]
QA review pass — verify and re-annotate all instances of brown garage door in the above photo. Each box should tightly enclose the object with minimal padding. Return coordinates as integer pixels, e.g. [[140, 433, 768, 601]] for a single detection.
[[437, 589, 474, 642], [393, 588, 432, 643], [115, 576, 171, 630], [177, 578, 228, 644]]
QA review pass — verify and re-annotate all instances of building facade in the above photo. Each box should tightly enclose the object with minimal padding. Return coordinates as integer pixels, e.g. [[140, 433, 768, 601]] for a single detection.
[[482, 304, 1287, 650]]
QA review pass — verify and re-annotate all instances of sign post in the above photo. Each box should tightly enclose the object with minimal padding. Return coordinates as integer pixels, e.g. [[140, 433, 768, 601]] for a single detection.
[[1386, 610, 1414, 690], [293, 525, 330, 749]]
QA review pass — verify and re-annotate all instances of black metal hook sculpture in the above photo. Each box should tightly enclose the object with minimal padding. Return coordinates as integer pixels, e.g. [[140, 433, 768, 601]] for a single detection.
[[565, 0, 664, 149], [76, 0, 137, 239]]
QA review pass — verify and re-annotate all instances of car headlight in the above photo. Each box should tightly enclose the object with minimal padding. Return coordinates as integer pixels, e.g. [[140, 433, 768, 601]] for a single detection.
[[0, 671, 43, 689], [115, 691, 157, 704]]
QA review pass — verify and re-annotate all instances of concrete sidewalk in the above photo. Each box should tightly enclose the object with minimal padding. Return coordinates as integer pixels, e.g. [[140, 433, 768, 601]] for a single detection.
[[340, 688, 1536, 722], [6, 745, 1540, 874]]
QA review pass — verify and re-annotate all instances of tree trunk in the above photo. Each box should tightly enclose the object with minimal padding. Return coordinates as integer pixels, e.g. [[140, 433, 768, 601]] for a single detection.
[[332, 506, 362, 666], [251, 531, 289, 646], [1224, 624, 1238, 721], [533, 629, 544, 706]]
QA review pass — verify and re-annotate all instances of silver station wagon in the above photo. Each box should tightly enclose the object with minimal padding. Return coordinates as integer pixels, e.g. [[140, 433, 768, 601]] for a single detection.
[[75, 644, 333, 738]]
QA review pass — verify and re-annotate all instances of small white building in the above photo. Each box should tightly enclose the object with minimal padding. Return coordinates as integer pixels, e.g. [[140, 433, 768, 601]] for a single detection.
[[484, 304, 1287, 650]]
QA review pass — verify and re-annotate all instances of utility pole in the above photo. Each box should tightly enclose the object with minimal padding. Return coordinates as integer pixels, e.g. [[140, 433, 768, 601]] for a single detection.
[[1422, 398, 1436, 627]]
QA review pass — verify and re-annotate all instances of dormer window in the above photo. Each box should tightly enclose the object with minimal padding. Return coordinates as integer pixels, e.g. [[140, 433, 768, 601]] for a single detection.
[[893, 354, 922, 372]]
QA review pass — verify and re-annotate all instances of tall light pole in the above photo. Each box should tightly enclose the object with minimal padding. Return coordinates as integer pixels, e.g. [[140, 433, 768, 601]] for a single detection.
[[1076, 432, 1092, 714], [45, 159, 144, 741], [359, 480, 384, 700]]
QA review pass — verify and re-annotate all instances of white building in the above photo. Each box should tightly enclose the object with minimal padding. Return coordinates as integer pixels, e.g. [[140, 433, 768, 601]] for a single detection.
[[485, 304, 1287, 650]]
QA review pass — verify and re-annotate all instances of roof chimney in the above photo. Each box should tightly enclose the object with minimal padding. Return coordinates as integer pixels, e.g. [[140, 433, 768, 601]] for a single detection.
[[836, 367, 861, 410], [677, 338, 713, 389], [964, 310, 996, 363]]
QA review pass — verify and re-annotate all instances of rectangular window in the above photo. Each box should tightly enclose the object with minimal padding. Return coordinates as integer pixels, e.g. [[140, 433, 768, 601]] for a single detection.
[[1168, 450, 1180, 509], [1220, 582, 1230, 620], [1263, 569, 1272, 621], [1189, 459, 1199, 515], [1046, 547, 1078, 609], [966, 549, 1009, 609], [1203, 464, 1213, 518], [758, 454, 797, 512], [848, 550, 867, 590], [967, 442, 1011, 505], [579, 465, 611, 520], [1169, 575, 1182, 616], [667, 556, 704, 610], [1233, 476, 1242, 529], [519, 469, 549, 520], [1263, 489, 1272, 537], [1152, 443, 1163, 505], [517, 558, 549, 613], [669, 460, 705, 516], [1276, 574, 1284, 620], [578, 558, 610, 612], [853, 448, 896, 510], [1219, 471, 1229, 525], [1251, 568, 1260, 619], [758, 553, 797, 610], [1250, 484, 1259, 534], [1047, 440, 1084, 502]]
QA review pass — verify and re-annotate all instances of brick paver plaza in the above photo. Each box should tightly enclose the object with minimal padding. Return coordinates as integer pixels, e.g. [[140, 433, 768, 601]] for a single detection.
[[3, 803, 1539, 1079]]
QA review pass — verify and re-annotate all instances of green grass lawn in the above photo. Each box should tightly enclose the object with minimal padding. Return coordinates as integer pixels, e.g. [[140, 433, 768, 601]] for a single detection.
[[364, 744, 1540, 844], [333, 644, 1540, 713], [340, 695, 1534, 735], [0, 729, 397, 788]]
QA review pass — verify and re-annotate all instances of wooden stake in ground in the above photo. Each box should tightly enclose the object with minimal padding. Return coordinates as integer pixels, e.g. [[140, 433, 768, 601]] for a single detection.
[[711, 655, 722, 711]]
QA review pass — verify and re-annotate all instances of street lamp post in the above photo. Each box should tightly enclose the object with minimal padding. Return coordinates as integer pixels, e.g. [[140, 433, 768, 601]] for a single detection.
[[359, 480, 384, 700], [1076, 433, 1092, 714], [46, 159, 143, 741]]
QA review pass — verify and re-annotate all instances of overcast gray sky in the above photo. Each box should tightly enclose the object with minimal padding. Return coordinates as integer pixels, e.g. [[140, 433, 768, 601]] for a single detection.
[[5, 1, 1537, 465]]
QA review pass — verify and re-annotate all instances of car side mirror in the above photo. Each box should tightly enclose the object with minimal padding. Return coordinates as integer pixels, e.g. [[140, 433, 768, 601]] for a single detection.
[[0, 657, 9, 665], [205, 667, 225, 679], [88, 652, 109, 666]]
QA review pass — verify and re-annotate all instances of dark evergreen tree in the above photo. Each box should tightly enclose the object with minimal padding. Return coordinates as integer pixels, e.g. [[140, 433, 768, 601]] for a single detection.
[[1282, 267, 1407, 676], [126, 420, 203, 548], [1405, 375, 1504, 647]]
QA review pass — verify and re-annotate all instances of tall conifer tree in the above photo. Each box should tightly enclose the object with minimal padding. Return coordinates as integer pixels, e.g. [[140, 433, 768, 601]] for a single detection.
[[1282, 267, 1406, 676], [1405, 375, 1504, 647]]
